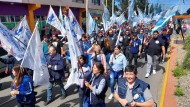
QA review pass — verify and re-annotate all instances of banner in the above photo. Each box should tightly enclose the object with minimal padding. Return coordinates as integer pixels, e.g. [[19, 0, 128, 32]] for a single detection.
[[116, 12, 127, 26], [0, 23, 24, 61], [21, 21, 49, 86], [64, 16, 82, 89], [88, 12, 96, 35], [68, 9, 84, 40], [13, 15, 32, 49], [47, 6, 66, 37]]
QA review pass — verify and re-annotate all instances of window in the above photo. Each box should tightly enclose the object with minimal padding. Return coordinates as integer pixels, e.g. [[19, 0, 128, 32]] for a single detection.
[[0, 16, 8, 22], [15, 16, 21, 22], [92, 0, 100, 5], [72, 0, 84, 3], [9, 16, 15, 22]]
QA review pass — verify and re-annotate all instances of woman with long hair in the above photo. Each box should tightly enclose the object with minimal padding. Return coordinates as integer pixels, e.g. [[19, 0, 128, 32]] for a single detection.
[[78, 55, 91, 107], [102, 37, 112, 63], [87, 44, 107, 74], [11, 66, 36, 107], [108, 45, 127, 100]]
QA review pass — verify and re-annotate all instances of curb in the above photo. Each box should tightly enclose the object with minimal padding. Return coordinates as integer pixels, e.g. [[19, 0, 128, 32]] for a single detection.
[[159, 38, 177, 107]]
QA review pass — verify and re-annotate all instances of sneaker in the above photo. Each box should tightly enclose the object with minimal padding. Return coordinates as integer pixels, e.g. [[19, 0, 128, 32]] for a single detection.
[[44, 100, 52, 106], [145, 73, 150, 78], [108, 94, 113, 100], [153, 70, 156, 74]]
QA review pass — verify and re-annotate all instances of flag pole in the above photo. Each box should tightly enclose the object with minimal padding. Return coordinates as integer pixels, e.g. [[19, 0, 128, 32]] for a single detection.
[[86, 0, 89, 34], [112, 0, 114, 16]]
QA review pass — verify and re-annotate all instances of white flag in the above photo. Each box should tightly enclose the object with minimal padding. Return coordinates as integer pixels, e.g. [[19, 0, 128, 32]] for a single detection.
[[47, 6, 66, 37], [21, 21, 49, 86], [115, 29, 122, 46], [68, 9, 84, 40], [64, 16, 82, 89], [0, 22, 24, 61], [13, 15, 32, 49], [59, 6, 64, 27]]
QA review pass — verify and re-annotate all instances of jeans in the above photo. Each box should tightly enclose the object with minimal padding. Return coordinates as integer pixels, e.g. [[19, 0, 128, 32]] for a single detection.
[[109, 70, 123, 93], [129, 53, 138, 66], [47, 79, 66, 101]]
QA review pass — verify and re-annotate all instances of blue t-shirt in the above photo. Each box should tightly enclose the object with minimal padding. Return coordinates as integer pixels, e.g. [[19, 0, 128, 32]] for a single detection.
[[130, 39, 142, 54]]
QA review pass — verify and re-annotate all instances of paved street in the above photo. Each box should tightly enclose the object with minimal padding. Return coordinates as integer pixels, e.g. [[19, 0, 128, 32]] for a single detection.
[[0, 56, 167, 107]]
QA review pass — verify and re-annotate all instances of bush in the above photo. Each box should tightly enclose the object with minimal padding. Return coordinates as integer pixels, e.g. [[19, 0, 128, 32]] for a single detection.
[[182, 50, 190, 70], [174, 85, 184, 96], [172, 66, 187, 78], [183, 36, 190, 50]]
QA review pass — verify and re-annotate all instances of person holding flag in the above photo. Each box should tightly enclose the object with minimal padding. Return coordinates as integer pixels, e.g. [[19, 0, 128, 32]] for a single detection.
[[45, 46, 67, 106], [77, 55, 91, 107]]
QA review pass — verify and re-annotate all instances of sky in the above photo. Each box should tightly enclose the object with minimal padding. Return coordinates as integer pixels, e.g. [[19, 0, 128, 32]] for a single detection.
[[148, 0, 190, 14]]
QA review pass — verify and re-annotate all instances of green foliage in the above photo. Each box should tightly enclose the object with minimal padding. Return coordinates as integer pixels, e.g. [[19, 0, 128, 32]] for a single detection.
[[172, 66, 187, 78], [183, 36, 190, 50], [182, 51, 190, 69], [182, 37, 190, 69], [174, 85, 184, 96]]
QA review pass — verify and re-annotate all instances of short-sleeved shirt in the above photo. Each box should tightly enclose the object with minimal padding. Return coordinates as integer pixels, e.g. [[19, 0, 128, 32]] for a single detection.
[[129, 39, 142, 54], [147, 38, 164, 56]]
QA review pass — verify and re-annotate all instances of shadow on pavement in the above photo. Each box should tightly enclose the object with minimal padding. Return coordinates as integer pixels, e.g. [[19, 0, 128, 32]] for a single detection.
[[0, 81, 12, 90], [58, 98, 78, 107]]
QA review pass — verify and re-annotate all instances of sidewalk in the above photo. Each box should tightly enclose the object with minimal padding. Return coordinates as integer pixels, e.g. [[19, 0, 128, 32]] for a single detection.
[[159, 41, 177, 107]]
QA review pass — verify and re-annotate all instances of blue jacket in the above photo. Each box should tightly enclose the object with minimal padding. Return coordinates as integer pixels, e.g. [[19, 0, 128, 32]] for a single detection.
[[85, 73, 107, 105], [12, 75, 35, 104], [46, 53, 65, 80], [117, 78, 150, 107]]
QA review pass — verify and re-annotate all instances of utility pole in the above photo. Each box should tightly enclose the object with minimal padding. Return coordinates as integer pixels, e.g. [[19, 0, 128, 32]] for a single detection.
[[86, 0, 89, 34]]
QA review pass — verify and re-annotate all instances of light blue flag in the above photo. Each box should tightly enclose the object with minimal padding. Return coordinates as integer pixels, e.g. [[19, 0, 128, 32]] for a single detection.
[[21, 21, 49, 86], [68, 9, 84, 40], [47, 6, 66, 37], [95, 23, 98, 34], [13, 15, 32, 49], [128, 0, 135, 20], [102, 3, 111, 32], [151, 8, 178, 34], [0, 22, 24, 61], [115, 0, 122, 11], [116, 12, 126, 26], [59, 6, 65, 27], [64, 16, 82, 89], [102, 3, 110, 21], [110, 13, 117, 24], [88, 12, 95, 35], [137, 7, 144, 21]]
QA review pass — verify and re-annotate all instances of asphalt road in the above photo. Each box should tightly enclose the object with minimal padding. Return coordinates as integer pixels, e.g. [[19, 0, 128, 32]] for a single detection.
[[0, 54, 167, 107]]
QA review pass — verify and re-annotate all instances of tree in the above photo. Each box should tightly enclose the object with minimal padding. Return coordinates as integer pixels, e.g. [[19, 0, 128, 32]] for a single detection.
[[186, 8, 190, 15]]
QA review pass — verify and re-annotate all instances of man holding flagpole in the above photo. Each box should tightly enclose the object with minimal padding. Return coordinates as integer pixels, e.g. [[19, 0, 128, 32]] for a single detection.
[[45, 46, 67, 106]]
